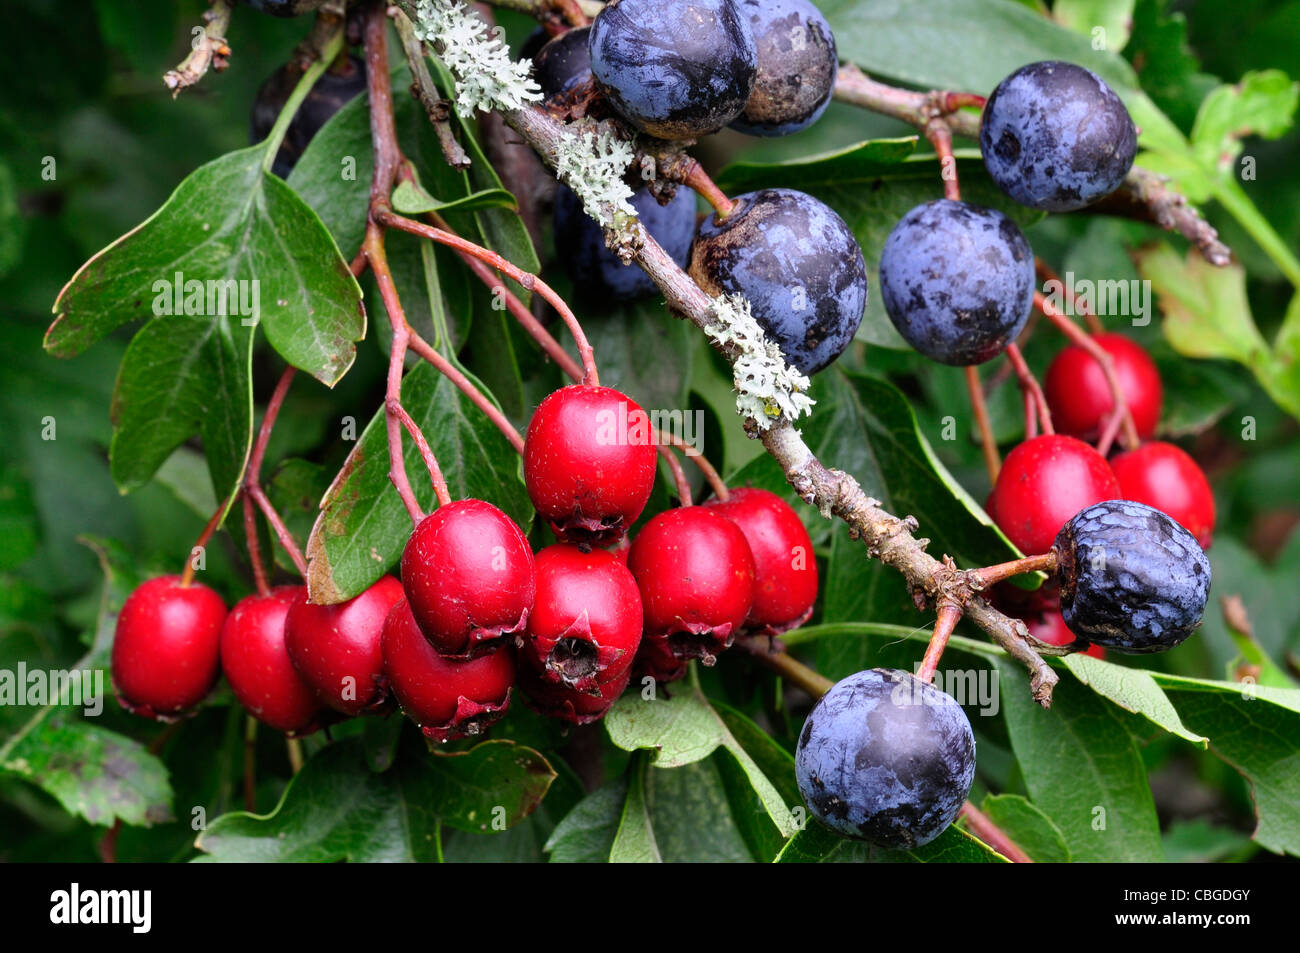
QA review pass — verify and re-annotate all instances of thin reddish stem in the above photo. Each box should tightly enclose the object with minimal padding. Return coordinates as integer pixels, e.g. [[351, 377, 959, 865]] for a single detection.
[[924, 120, 961, 202], [379, 210, 600, 385], [249, 486, 308, 578], [682, 160, 736, 219], [349, 249, 368, 278], [972, 552, 1059, 589], [656, 430, 729, 501], [243, 715, 257, 812], [966, 366, 1000, 483], [242, 491, 270, 596], [941, 91, 987, 113], [658, 445, 693, 505], [917, 604, 961, 683], [1035, 291, 1140, 450], [180, 501, 227, 588], [1004, 343, 1053, 437], [421, 207, 585, 381], [240, 366, 309, 577], [406, 330, 526, 454], [961, 802, 1033, 863], [1037, 260, 1104, 335], [550, 0, 589, 26]]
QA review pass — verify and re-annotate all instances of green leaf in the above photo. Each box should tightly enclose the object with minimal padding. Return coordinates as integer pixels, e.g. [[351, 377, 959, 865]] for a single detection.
[[775, 820, 1007, 863], [821, 0, 1141, 94], [152, 448, 219, 521], [998, 661, 1164, 861], [108, 312, 252, 500], [1137, 243, 1300, 418], [0, 159, 23, 279], [1162, 818, 1254, 863], [50, 148, 364, 387], [712, 701, 803, 861], [391, 179, 518, 215], [1, 717, 172, 829], [545, 777, 629, 863], [1060, 654, 1209, 745], [197, 737, 554, 861], [609, 755, 661, 862], [422, 739, 557, 834], [1190, 70, 1299, 175], [605, 673, 795, 838], [305, 361, 529, 603], [645, 755, 756, 862], [717, 148, 1042, 349], [583, 298, 695, 418], [0, 537, 171, 828], [978, 794, 1071, 862], [197, 738, 439, 862], [1054, 0, 1136, 52]]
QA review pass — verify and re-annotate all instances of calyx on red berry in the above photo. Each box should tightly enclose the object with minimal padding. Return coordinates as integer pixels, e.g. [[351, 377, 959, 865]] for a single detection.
[[284, 575, 404, 717], [702, 487, 817, 633], [988, 434, 1121, 555], [1111, 441, 1215, 549], [523, 385, 658, 546], [220, 586, 325, 736], [627, 506, 756, 664], [112, 575, 227, 720], [400, 499, 535, 658], [519, 544, 643, 694], [1044, 333, 1162, 441], [382, 600, 514, 742], [518, 659, 632, 725]]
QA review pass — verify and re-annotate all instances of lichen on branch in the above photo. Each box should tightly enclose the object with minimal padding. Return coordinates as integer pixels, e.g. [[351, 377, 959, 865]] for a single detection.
[[708, 294, 814, 428], [412, 0, 542, 115]]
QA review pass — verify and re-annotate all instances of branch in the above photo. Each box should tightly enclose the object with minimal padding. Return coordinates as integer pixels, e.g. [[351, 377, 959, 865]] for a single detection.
[[399, 0, 1060, 704], [245, 366, 310, 578], [833, 64, 1232, 266], [391, 8, 473, 169], [164, 0, 234, 96]]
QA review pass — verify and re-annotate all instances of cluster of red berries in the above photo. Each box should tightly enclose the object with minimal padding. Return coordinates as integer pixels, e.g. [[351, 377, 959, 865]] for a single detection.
[[111, 384, 819, 742], [987, 333, 1215, 649]]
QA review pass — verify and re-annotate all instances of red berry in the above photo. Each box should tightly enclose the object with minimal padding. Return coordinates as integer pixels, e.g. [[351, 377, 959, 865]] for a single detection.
[[284, 575, 404, 716], [627, 507, 756, 664], [1111, 442, 1215, 548], [381, 599, 514, 742], [1044, 333, 1162, 440], [989, 434, 1121, 555], [112, 575, 227, 719], [632, 635, 689, 684], [523, 385, 658, 546], [400, 499, 535, 658], [702, 488, 817, 633], [518, 659, 632, 725], [221, 586, 324, 735], [519, 544, 643, 693]]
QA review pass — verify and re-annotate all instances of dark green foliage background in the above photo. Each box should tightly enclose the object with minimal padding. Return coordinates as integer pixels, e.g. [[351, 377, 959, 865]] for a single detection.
[[1, 0, 1298, 863]]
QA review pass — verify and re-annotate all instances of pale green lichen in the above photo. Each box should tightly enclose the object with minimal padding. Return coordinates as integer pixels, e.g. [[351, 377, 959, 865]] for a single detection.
[[706, 294, 814, 429], [554, 126, 638, 227], [413, 0, 541, 116]]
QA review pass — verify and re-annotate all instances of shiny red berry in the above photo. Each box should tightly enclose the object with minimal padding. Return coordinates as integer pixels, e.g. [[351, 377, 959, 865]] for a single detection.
[[284, 575, 404, 716], [1110, 441, 1215, 548], [702, 488, 817, 633], [519, 544, 643, 693], [400, 499, 535, 658], [112, 575, 227, 720], [627, 507, 756, 664], [1044, 333, 1162, 440], [988, 434, 1121, 555], [381, 600, 514, 742], [220, 586, 324, 736], [518, 659, 632, 725], [523, 385, 658, 546], [632, 635, 689, 684]]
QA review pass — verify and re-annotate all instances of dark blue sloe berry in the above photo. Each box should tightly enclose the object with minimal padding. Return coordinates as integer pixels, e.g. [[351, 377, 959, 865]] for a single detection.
[[796, 668, 976, 848], [534, 26, 592, 100], [251, 55, 367, 178], [589, 0, 757, 140], [980, 61, 1137, 212], [878, 199, 1034, 366], [1053, 499, 1211, 653], [555, 184, 697, 301], [688, 188, 867, 374], [730, 0, 837, 137]]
